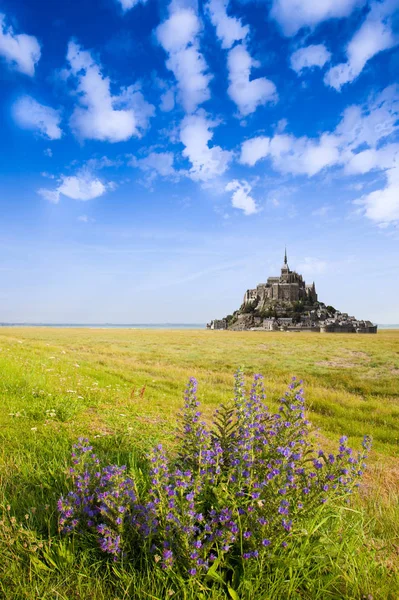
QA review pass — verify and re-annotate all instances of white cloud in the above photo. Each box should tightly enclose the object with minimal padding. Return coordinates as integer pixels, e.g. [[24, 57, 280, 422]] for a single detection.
[[312, 205, 332, 217], [44, 148, 53, 157], [325, 0, 399, 91], [116, 84, 155, 131], [0, 13, 41, 76], [78, 215, 89, 222], [270, 0, 365, 36], [240, 85, 399, 178], [239, 85, 399, 227], [354, 163, 399, 225], [58, 175, 106, 201], [13, 96, 62, 140], [38, 171, 109, 204], [227, 44, 277, 116], [116, 0, 148, 12], [241, 132, 340, 176], [66, 41, 154, 142], [130, 151, 178, 180], [336, 85, 399, 150], [180, 112, 232, 181], [156, 6, 211, 113], [225, 179, 258, 215], [206, 1, 277, 117], [345, 143, 399, 175], [240, 136, 270, 166], [206, 0, 249, 49], [290, 44, 331, 74], [85, 156, 122, 170], [271, 134, 340, 176], [37, 188, 61, 204], [160, 88, 175, 112]]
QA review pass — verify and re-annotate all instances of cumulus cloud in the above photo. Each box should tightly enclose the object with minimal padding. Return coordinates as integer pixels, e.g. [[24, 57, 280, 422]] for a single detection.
[[85, 156, 122, 170], [156, 5, 211, 113], [336, 84, 399, 150], [325, 0, 399, 91], [130, 151, 179, 184], [241, 132, 340, 176], [240, 136, 270, 166], [207, 0, 277, 116], [225, 179, 258, 215], [66, 41, 154, 142], [206, 0, 249, 49], [227, 44, 277, 116], [13, 96, 62, 140], [290, 44, 331, 74], [116, 0, 148, 12], [240, 85, 399, 226], [345, 144, 399, 175], [240, 85, 399, 178], [38, 171, 110, 204], [160, 87, 175, 112], [180, 112, 232, 181], [116, 84, 155, 131], [270, 0, 365, 36], [354, 163, 399, 225], [0, 13, 41, 76]]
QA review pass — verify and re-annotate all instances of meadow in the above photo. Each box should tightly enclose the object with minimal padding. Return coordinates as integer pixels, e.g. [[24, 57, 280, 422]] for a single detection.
[[0, 327, 398, 599]]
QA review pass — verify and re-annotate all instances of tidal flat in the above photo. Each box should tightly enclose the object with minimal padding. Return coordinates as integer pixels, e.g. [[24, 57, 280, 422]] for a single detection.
[[1, 327, 398, 598]]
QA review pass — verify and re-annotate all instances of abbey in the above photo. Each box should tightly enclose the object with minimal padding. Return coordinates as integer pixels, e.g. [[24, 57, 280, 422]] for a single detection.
[[243, 249, 317, 308], [207, 250, 377, 334]]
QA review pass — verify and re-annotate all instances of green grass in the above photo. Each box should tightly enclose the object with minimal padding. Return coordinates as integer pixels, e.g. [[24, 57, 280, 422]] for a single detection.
[[0, 327, 398, 598]]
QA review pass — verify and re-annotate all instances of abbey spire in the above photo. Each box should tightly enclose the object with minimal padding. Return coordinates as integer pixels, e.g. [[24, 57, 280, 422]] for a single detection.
[[282, 246, 290, 273]]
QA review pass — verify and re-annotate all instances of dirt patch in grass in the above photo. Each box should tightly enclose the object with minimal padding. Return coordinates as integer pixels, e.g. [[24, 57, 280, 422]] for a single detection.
[[82, 408, 115, 437], [346, 351, 371, 361], [315, 359, 356, 368], [315, 350, 371, 368]]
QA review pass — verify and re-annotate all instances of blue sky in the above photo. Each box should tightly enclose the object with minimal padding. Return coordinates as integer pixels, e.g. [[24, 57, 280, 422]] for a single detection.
[[0, 0, 398, 324]]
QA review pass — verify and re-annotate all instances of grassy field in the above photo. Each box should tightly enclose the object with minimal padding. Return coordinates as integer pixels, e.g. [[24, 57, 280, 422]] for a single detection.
[[0, 327, 398, 598]]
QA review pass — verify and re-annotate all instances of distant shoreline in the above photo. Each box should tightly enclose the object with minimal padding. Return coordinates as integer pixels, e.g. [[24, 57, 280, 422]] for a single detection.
[[0, 323, 207, 330], [0, 323, 397, 330]]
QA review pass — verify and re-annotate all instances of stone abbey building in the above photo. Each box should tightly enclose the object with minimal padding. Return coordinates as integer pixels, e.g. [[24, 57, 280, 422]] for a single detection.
[[243, 249, 317, 308], [207, 249, 377, 333]]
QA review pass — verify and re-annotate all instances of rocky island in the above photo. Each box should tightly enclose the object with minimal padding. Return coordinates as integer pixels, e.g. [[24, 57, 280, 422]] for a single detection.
[[207, 250, 377, 334]]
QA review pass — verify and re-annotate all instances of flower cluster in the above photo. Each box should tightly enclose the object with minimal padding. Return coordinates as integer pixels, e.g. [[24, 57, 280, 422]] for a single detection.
[[58, 439, 140, 558], [58, 371, 371, 581]]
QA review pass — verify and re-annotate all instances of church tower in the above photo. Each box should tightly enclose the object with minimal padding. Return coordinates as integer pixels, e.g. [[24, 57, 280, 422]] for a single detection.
[[281, 247, 290, 280]]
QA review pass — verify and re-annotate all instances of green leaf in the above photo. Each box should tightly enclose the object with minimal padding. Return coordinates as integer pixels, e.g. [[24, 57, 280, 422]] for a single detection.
[[206, 556, 225, 585], [227, 585, 240, 600]]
